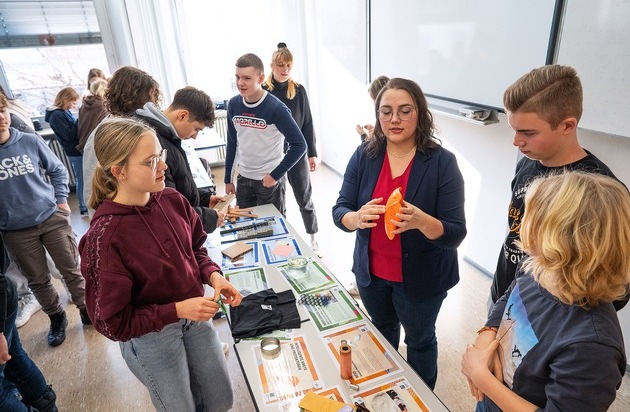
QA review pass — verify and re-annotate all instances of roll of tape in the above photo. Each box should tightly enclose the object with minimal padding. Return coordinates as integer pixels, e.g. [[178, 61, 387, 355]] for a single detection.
[[260, 337, 281, 359]]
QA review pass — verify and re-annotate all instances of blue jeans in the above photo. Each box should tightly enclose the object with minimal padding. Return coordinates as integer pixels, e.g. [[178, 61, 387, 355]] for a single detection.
[[120, 319, 233, 412], [236, 174, 286, 216], [67, 155, 87, 212], [358, 274, 446, 390], [0, 302, 49, 411]]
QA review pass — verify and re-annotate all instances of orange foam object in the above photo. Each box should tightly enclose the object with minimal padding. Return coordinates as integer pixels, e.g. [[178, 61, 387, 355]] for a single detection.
[[385, 187, 403, 240]]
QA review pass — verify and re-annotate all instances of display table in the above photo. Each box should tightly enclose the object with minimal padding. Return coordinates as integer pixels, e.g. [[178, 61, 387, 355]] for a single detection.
[[205, 204, 450, 412]]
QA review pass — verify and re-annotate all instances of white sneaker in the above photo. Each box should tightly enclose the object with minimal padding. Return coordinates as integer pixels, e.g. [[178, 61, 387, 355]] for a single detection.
[[221, 342, 229, 356], [310, 238, 323, 258], [15, 294, 42, 328], [347, 283, 360, 299]]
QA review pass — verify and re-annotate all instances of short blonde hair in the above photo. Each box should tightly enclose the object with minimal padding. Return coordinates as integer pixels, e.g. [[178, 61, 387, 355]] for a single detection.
[[90, 118, 153, 209], [53, 87, 80, 110], [518, 171, 630, 308], [89, 79, 107, 98]]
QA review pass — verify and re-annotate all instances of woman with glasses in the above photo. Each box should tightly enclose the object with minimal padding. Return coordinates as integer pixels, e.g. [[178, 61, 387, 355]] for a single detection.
[[333, 78, 466, 390], [79, 118, 242, 412]]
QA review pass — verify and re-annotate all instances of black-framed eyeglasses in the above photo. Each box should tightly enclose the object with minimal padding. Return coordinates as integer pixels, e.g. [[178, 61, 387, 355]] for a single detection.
[[127, 149, 167, 172], [377, 105, 416, 122]]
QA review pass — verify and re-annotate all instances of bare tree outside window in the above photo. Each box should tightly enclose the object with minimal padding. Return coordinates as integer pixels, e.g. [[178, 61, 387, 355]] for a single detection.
[[0, 44, 108, 115]]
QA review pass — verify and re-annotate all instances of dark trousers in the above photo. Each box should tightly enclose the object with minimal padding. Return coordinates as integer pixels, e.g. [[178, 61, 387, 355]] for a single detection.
[[0, 300, 49, 411], [236, 174, 287, 216], [287, 155, 318, 234], [0, 238, 8, 274], [358, 274, 446, 390], [1, 209, 86, 315]]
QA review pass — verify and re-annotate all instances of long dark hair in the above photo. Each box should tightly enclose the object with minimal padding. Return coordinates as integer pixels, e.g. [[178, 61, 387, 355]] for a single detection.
[[366, 78, 440, 158]]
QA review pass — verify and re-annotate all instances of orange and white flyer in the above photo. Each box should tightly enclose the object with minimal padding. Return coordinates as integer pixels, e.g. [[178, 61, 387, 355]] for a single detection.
[[322, 323, 402, 385], [254, 335, 323, 406], [279, 386, 348, 412], [352, 377, 431, 412]]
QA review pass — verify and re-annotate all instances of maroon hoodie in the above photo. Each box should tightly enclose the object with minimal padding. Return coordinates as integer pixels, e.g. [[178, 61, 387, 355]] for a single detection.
[[78, 188, 221, 341]]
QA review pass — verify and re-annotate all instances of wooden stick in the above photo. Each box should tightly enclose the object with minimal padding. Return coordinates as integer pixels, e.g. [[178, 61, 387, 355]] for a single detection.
[[227, 211, 254, 217], [226, 212, 259, 219], [228, 206, 254, 213], [227, 207, 256, 216]]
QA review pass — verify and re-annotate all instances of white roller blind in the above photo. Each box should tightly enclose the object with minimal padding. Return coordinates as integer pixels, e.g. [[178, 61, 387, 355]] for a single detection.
[[0, 0, 100, 47]]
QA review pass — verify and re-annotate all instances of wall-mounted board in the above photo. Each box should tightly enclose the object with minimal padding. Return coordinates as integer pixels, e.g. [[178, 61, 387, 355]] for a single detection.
[[370, 0, 558, 110], [556, 0, 630, 137]]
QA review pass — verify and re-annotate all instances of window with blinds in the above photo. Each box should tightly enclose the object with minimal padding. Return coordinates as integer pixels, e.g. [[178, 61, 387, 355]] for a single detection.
[[0, 0, 101, 48], [0, 0, 108, 115]]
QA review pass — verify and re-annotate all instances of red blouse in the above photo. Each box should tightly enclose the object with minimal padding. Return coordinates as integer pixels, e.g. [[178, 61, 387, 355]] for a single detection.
[[368, 154, 413, 282]]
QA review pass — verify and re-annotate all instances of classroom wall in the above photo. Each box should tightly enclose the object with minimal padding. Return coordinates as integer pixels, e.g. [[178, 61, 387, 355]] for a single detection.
[[431, 112, 516, 274]]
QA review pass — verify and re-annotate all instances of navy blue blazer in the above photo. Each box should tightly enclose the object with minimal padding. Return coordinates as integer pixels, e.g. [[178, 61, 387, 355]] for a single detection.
[[332, 144, 466, 299]]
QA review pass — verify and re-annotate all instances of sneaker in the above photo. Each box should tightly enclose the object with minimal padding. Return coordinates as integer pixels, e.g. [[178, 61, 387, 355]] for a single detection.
[[80, 209, 89, 218], [347, 283, 360, 299], [47, 311, 68, 347], [221, 342, 229, 356], [79, 308, 92, 325], [310, 239, 323, 258], [16, 294, 42, 328]]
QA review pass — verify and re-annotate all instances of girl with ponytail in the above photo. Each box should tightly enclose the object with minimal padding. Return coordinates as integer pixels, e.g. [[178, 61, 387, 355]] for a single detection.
[[263, 42, 322, 255], [80, 117, 242, 412]]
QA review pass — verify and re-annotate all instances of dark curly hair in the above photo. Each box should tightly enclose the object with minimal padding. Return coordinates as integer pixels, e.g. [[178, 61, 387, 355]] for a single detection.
[[105, 66, 161, 116]]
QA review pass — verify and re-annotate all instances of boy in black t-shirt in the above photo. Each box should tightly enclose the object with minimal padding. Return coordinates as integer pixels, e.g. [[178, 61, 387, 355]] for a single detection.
[[490, 65, 628, 310]]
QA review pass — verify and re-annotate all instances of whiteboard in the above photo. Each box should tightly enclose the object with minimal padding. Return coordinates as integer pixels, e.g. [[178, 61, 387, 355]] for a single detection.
[[370, 0, 557, 110], [556, 0, 630, 137]]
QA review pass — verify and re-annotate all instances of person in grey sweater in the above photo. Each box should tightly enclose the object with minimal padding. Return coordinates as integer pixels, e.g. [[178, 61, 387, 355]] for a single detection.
[[0, 92, 89, 347]]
